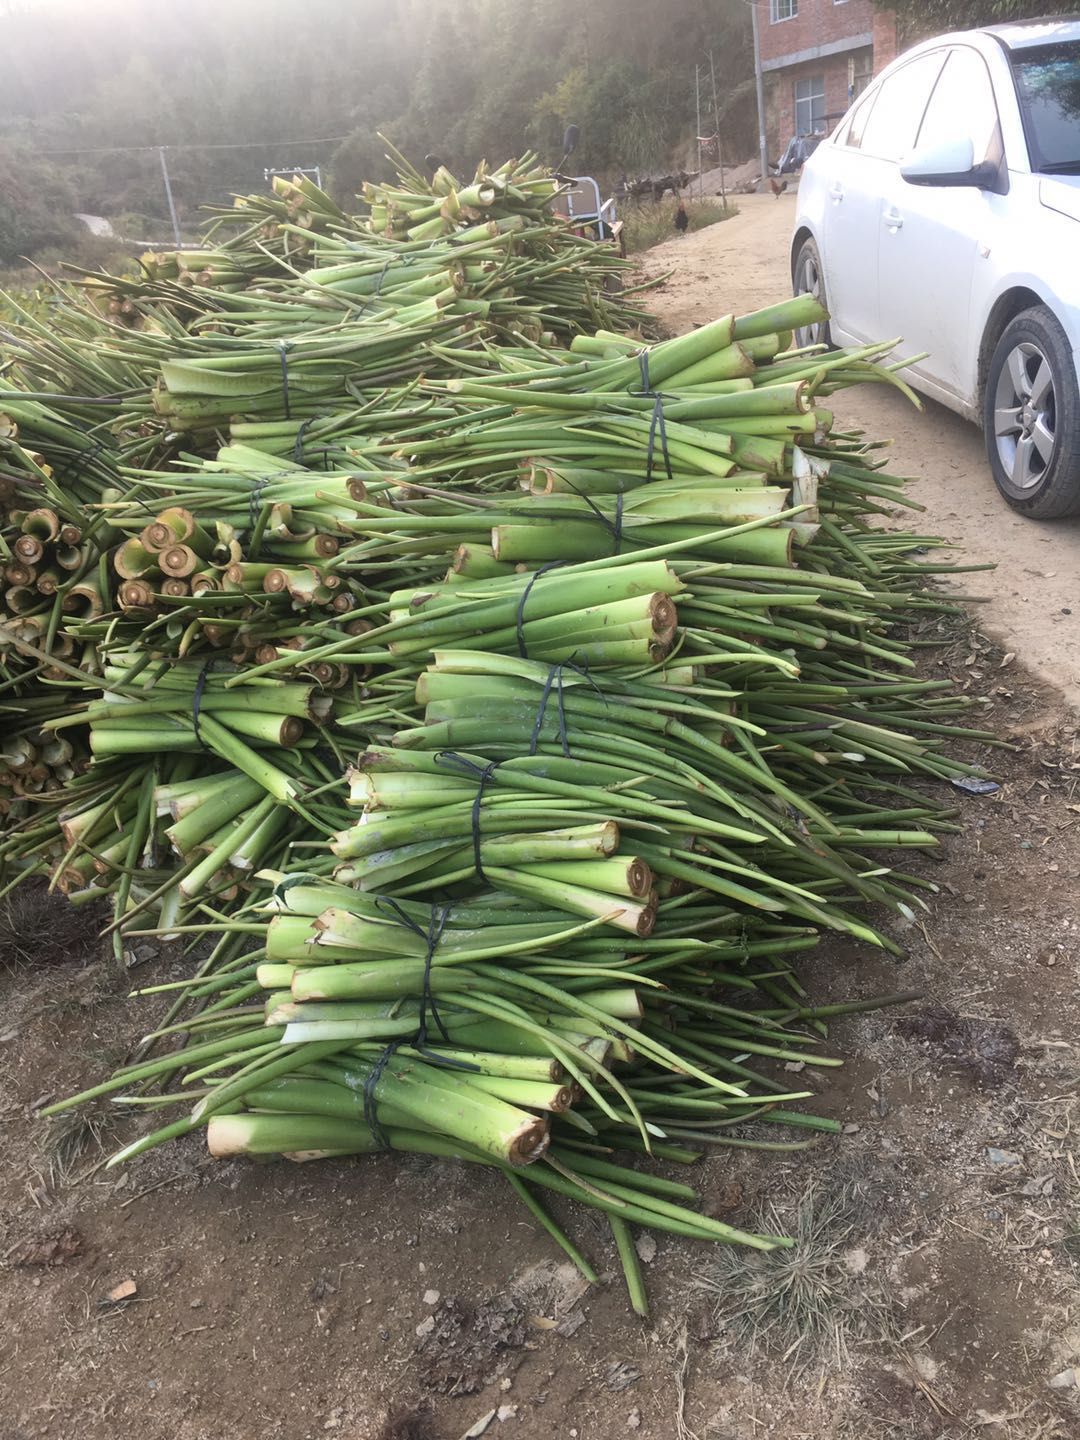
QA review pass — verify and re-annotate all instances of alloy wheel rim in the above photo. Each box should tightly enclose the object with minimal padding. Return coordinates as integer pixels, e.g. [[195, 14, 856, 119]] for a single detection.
[[794, 252, 824, 347], [993, 341, 1057, 492]]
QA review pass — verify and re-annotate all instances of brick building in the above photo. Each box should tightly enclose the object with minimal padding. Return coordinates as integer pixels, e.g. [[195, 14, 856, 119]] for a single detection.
[[754, 0, 899, 160]]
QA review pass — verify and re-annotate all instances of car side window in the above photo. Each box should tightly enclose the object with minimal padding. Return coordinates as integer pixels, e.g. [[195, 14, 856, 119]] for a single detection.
[[858, 51, 949, 161], [841, 86, 878, 150], [915, 47, 1002, 164]]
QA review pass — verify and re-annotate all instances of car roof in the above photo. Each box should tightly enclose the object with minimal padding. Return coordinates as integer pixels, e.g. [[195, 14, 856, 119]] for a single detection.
[[983, 16, 1080, 49], [879, 17, 1080, 71]]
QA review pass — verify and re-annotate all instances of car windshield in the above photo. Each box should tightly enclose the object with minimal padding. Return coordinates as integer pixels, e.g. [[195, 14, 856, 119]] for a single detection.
[[1011, 40, 1080, 173]]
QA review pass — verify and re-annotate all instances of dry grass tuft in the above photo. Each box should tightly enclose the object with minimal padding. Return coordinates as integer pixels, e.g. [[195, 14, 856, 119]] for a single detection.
[[695, 1178, 896, 1379], [43, 1109, 119, 1189], [0, 884, 106, 970], [376, 1405, 444, 1440]]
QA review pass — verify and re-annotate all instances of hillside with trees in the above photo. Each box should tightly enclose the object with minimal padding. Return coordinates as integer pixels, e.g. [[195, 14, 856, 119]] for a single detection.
[[0, 0, 755, 264], [7, 0, 1080, 268]]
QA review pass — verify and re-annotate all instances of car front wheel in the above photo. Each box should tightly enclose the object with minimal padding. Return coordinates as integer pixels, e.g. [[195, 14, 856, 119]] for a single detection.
[[983, 306, 1080, 519], [792, 236, 831, 348]]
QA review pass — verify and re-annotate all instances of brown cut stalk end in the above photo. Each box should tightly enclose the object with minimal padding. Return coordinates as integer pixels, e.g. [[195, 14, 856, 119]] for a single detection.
[[141, 521, 175, 553], [118, 580, 156, 611], [626, 857, 654, 899], [159, 545, 199, 578], [507, 1114, 551, 1167], [14, 535, 44, 565], [649, 593, 679, 635]]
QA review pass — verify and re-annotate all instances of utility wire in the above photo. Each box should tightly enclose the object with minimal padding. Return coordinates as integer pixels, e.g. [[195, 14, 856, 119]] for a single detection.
[[32, 133, 352, 157]]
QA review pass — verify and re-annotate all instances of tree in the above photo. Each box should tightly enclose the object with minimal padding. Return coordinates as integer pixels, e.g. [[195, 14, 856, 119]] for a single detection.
[[0, 0, 757, 259], [876, 0, 1080, 42], [0, 142, 79, 264]]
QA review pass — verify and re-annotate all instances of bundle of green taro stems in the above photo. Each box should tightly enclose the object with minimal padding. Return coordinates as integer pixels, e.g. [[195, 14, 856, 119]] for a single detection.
[[0, 142, 650, 885], [0, 157, 998, 1313]]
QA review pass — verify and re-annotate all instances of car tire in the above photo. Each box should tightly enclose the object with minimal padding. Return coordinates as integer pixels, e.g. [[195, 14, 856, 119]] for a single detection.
[[792, 236, 831, 348], [983, 305, 1080, 519]]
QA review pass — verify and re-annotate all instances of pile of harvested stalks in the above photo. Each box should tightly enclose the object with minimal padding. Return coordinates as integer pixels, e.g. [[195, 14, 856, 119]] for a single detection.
[[0, 146, 993, 1312]]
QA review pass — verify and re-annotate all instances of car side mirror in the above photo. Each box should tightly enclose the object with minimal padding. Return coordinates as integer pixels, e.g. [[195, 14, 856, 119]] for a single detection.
[[901, 136, 997, 190]]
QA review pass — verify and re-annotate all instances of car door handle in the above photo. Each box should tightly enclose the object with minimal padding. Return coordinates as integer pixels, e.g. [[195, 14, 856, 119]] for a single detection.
[[829, 184, 844, 203], [883, 208, 904, 230]]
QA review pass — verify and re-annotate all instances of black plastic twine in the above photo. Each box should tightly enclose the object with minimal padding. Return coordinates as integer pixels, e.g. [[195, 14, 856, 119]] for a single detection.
[[276, 340, 294, 420], [362, 1039, 401, 1149], [362, 896, 479, 1144], [60, 430, 109, 483], [434, 751, 499, 883], [514, 560, 567, 658], [247, 476, 271, 533], [358, 254, 404, 316], [631, 350, 674, 482], [528, 656, 604, 757], [530, 663, 571, 756], [293, 412, 344, 470], [561, 477, 625, 556], [292, 416, 315, 466], [191, 656, 224, 749], [374, 896, 455, 1053]]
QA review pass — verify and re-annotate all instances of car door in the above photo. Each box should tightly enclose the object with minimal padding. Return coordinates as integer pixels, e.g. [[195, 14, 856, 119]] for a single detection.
[[876, 46, 1008, 404], [820, 52, 946, 344]]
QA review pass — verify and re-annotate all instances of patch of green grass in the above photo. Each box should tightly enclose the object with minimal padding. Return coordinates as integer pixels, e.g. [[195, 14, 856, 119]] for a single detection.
[[622, 198, 736, 254]]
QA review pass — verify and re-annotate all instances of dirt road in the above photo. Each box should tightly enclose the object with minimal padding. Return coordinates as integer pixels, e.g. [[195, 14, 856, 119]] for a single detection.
[[643, 194, 1080, 711]]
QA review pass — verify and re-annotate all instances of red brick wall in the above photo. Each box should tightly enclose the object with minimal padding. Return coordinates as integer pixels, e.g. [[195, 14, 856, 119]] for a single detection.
[[768, 53, 866, 157], [871, 7, 899, 70], [757, 0, 880, 66], [754, 1, 899, 158]]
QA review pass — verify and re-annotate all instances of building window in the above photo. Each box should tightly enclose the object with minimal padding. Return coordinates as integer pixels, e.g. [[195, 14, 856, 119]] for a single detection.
[[770, 0, 797, 22], [794, 74, 825, 134], [849, 50, 873, 100]]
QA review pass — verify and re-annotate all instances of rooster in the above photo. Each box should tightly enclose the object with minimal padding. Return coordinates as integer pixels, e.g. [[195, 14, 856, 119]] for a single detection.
[[674, 200, 689, 235], [769, 176, 788, 199]]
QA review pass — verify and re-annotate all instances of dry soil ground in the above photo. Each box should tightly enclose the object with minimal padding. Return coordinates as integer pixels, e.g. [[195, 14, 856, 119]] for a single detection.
[[2, 204, 1080, 1440]]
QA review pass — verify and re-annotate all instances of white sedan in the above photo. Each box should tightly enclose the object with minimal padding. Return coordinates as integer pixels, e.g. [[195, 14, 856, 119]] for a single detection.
[[792, 17, 1080, 518]]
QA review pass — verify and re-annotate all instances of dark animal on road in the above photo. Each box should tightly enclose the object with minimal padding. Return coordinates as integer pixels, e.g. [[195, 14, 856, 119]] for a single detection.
[[624, 171, 697, 204], [650, 170, 694, 202], [674, 201, 689, 234]]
